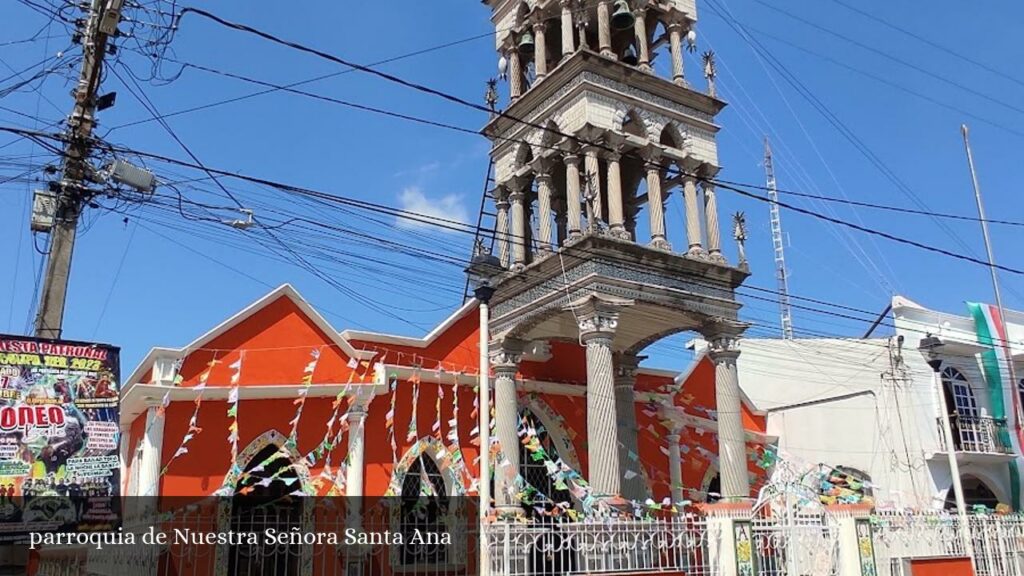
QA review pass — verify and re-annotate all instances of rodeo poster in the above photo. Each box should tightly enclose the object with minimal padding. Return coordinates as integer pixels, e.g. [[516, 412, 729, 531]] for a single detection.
[[0, 334, 120, 542]]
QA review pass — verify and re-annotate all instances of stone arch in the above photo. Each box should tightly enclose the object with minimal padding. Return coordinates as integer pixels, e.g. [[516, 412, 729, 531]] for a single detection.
[[514, 140, 535, 168], [515, 1, 534, 26], [538, 119, 563, 150], [701, 465, 721, 503], [389, 437, 469, 497], [520, 394, 582, 473], [659, 122, 688, 149], [950, 466, 1011, 507], [613, 106, 657, 139]]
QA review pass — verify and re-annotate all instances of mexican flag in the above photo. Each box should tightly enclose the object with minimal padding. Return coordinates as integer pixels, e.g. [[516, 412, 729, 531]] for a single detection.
[[967, 302, 1024, 510]]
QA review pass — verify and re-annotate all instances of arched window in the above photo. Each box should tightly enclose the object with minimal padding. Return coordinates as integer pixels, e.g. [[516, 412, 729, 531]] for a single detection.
[[942, 367, 979, 417], [399, 454, 448, 566], [230, 443, 302, 576], [519, 408, 573, 518]]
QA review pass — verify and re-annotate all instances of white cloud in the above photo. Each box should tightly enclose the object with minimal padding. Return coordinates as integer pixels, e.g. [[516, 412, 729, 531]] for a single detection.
[[396, 186, 471, 233]]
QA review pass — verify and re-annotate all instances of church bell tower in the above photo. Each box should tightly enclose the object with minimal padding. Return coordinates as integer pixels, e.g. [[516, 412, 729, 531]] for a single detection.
[[480, 0, 751, 512]]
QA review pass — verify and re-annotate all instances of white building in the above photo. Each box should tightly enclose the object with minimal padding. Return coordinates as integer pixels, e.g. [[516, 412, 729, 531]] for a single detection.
[[735, 295, 1024, 511]]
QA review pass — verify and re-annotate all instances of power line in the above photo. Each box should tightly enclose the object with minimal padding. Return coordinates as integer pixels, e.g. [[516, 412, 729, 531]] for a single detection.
[[825, 0, 1024, 91], [753, 0, 1024, 121]]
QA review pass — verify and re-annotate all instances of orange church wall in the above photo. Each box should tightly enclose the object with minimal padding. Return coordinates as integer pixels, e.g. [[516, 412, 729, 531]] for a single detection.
[[137, 292, 769, 505]]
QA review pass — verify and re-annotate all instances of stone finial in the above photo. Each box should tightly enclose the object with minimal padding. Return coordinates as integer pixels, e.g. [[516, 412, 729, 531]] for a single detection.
[[733, 211, 748, 269], [702, 50, 717, 98], [485, 78, 499, 114]]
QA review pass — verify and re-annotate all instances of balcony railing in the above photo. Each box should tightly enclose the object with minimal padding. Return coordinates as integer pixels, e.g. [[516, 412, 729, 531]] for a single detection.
[[937, 416, 1014, 455]]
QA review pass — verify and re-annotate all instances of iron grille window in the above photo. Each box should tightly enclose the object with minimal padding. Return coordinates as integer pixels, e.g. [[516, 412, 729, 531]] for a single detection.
[[399, 455, 448, 566]]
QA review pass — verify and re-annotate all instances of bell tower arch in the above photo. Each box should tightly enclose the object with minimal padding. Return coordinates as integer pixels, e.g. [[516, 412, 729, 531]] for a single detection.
[[481, 0, 750, 511]]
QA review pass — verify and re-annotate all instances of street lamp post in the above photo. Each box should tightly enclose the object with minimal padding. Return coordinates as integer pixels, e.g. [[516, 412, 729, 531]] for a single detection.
[[465, 244, 502, 576], [920, 335, 975, 560]]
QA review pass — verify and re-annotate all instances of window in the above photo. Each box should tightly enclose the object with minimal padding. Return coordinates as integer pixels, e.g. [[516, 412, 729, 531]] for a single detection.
[[518, 409, 572, 518], [942, 367, 978, 417], [399, 455, 448, 566]]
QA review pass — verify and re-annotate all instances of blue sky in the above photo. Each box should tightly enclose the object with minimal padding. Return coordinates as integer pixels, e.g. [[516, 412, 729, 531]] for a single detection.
[[2, 0, 1023, 374]]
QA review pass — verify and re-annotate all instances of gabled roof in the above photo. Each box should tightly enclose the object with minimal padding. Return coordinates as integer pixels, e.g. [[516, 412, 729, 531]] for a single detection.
[[341, 299, 478, 348], [126, 284, 375, 387]]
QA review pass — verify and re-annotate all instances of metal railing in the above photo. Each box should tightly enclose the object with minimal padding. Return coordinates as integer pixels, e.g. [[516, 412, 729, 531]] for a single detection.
[[750, 509, 840, 576], [936, 415, 1014, 454], [483, 515, 712, 576], [872, 511, 1024, 576]]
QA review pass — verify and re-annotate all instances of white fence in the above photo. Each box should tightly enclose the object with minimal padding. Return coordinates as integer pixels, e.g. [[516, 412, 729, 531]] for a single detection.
[[483, 515, 713, 576], [32, 509, 1024, 576], [872, 511, 1024, 576]]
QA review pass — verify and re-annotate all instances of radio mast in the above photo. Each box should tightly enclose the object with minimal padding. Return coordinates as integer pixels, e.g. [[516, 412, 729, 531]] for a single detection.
[[765, 137, 794, 339]]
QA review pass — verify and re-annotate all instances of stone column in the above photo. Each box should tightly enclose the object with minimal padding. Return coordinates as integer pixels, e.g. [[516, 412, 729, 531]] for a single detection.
[[666, 426, 684, 505], [705, 328, 750, 500], [565, 153, 583, 239], [535, 171, 554, 250], [533, 20, 548, 79], [683, 174, 705, 256], [704, 181, 725, 262], [554, 196, 568, 246], [644, 150, 671, 250], [560, 0, 575, 57], [584, 146, 603, 225], [509, 48, 523, 100], [634, 8, 651, 72], [615, 354, 644, 502], [494, 188, 511, 268], [597, 0, 614, 58], [491, 341, 524, 514], [606, 150, 628, 239], [509, 181, 527, 268], [669, 22, 685, 86], [577, 302, 622, 498]]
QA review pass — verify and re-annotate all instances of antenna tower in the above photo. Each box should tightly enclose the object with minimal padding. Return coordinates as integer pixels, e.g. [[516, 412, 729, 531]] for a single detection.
[[765, 137, 794, 339]]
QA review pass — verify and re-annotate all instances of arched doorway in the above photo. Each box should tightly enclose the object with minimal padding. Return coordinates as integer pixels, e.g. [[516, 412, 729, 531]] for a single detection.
[[945, 476, 1000, 510], [398, 453, 448, 567], [229, 443, 304, 576]]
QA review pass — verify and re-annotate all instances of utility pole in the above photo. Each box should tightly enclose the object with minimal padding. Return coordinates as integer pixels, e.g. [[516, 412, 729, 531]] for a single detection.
[[34, 0, 124, 339], [961, 125, 1020, 406], [764, 137, 794, 339]]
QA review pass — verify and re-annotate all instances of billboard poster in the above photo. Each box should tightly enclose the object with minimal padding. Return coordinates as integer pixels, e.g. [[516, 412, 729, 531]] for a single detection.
[[0, 334, 120, 542]]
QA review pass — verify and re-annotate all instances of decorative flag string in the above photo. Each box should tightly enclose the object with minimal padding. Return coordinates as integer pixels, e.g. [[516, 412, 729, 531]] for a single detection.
[[157, 355, 218, 482], [289, 347, 322, 446]]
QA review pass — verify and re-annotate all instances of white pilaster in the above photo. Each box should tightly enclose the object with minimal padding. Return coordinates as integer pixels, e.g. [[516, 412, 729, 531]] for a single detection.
[[576, 299, 628, 498], [669, 22, 686, 86], [535, 171, 554, 250], [683, 174, 705, 256], [615, 354, 644, 502], [705, 328, 750, 499], [533, 20, 547, 79], [564, 153, 583, 239], [644, 149, 670, 250], [597, 1, 613, 57], [509, 182, 527, 268], [704, 181, 725, 262], [494, 188, 511, 268], [667, 428, 683, 505], [606, 150, 628, 239], [491, 341, 524, 514], [634, 7, 651, 72], [560, 0, 575, 57], [137, 404, 165, 499]]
